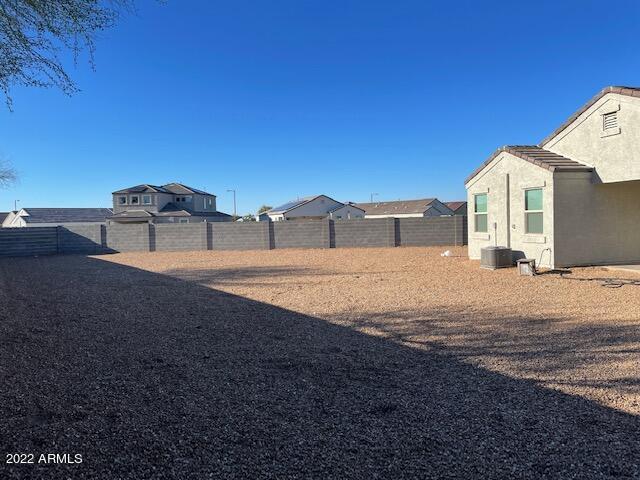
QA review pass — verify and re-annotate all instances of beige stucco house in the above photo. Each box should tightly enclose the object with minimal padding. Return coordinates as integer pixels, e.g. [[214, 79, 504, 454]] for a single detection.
[[465, 86, 640, 268], [109, 183, 231, 224]]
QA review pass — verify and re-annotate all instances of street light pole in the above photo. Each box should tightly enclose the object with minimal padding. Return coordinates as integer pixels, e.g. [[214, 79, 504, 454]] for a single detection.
[[14, 199, 19, 212], [370, 193, 379, 203], [227, 189, 237, 219]]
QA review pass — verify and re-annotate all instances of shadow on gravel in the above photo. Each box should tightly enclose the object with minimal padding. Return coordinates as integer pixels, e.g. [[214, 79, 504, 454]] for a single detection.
[[345, 309, 640, 398], [164, 265, 322, 286], [0, 255, 639, 479]]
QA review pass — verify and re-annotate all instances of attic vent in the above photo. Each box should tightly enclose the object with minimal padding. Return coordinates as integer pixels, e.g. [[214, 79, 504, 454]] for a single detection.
[[603, 111, 618, 130]]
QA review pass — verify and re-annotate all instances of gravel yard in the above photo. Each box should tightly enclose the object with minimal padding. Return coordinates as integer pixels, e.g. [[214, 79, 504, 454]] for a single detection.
[[1, 247, 639, 479]]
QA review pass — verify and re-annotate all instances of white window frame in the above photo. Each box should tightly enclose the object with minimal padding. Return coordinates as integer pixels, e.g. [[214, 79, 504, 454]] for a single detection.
[[142, 195, 152, 205], [178, 218, 189, 224], [524, 188, 544, 235], [118, 196, 127, 205], [130, 195, 140, 205], [473, 193, 488, 233]]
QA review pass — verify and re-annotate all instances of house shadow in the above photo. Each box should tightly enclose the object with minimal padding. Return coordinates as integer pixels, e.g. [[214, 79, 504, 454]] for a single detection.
[[0, 255, 638, 479]]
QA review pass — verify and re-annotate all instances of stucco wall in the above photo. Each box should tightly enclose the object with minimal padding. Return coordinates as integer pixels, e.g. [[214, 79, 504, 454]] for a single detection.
[[554, 176, 640, 266], [543, 93, 640, 183], [466, 152, 555, 267]]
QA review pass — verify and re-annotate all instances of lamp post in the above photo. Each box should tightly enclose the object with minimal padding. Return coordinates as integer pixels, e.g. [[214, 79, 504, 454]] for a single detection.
[[227, 189, 237, 219], [370, 193, 379, 203], [14, 199, 19, 212]]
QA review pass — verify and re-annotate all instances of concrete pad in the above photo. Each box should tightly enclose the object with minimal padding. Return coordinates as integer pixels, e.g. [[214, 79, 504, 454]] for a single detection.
[[603, 264, 640, 275]]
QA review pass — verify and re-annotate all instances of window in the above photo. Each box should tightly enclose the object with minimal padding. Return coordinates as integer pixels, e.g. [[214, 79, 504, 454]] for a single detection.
[[179, 218, 189, 224], [474, 193, 488, 233], [185, 195, 192, 202], [336, 215, 342, 220], [603, 111, 618, 131], [130, 195, 139, 205], [118, 196, 127, 205], [525, 188, 543, 234], [142, 195, 152, 205]]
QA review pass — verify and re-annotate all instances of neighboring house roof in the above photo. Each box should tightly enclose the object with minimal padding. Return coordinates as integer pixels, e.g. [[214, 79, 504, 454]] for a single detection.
[[113, 184, 169, 194], [109, 203, 231, 220], [445, 201, 467, 212], [162, 183, 212, 195], [267, 195, 325, 215], [354, 198, 441, 215], [0, 212, 8, 224], [465, 146, 593, 185], [540, 86, 640, 147], [327, 203, 365, 214], [17, 208, 113, 224], [112, 183, 215, 196]]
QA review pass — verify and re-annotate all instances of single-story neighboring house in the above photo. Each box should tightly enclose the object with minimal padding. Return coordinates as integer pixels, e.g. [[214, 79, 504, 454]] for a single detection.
[[260, 195, 365, 221], [465, 85, 640, 268], [2, 208, 113, 227], [353, 198, 454, 218], [108, 183, 232, 224], [445, 201, 467, 216]]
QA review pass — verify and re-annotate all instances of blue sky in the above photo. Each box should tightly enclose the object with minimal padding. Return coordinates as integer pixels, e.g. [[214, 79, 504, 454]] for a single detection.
[[1, 0, 639, 215]]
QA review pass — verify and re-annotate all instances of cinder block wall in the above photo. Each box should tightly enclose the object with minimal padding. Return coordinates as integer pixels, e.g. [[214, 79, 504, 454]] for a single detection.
[[332, 218, 395, 248], [58, 225, 108, 255], [105, 224, 150, 252], [211, 222, 271, 250], [0, 217, 467, 258], [397, 216, 466, 246], [154, 224, 207, 252], [273, 220, 329, 249], [0, 227, 58, 257]]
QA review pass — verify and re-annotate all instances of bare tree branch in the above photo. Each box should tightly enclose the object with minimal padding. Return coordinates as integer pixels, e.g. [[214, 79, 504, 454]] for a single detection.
[[0, 159, 16, 187], [0, 0, 136, 110]]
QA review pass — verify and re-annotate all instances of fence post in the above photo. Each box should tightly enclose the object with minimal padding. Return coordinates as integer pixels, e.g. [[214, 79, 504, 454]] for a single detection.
[[56, 226, 61, 254], [146, 223, 155, 252], [386, 217, 398, 247], [322, 218, 331, 249]]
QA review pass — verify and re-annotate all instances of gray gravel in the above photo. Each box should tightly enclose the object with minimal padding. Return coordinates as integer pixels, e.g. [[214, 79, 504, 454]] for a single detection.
[[0, 254, 639, 479]]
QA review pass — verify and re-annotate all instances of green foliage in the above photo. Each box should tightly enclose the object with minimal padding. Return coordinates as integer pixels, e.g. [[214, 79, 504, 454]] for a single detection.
[[257, 205, 272, 215]]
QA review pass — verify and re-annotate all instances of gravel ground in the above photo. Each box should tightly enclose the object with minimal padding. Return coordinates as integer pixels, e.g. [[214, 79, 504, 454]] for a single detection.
[[1, 247, 639, 479]]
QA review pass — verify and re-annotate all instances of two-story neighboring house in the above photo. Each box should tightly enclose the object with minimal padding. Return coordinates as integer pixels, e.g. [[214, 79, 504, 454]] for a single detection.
[[109, 183, 231, 224], [465, 86, 640, 268]]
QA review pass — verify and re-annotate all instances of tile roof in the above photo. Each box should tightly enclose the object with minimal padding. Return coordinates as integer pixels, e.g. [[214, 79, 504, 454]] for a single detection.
[[21, 208, 113, 224], [112, 184, 169, 194], [353, 198, 437, 215], [112, 183, 215, 196], [541, 86, 640, 146], [109, 204, 231, 220], [0, 212, 8, 224], [465, 146, 593, 185], [445, 201, 467, 212]]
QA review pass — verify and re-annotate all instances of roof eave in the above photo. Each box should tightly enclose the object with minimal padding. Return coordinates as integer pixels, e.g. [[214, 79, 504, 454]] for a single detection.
[[540, 86, 640, 147]]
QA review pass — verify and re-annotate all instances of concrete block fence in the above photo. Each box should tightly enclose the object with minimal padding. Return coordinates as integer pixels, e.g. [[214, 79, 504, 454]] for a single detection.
[[0, 216, 467, 258]]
